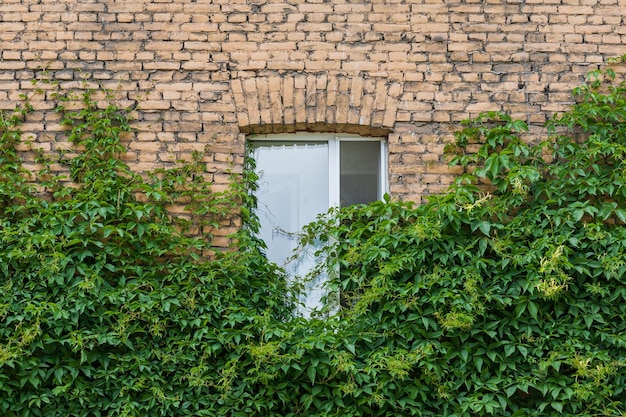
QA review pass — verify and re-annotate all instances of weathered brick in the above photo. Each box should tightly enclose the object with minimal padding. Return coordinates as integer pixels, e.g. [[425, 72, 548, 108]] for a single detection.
[[0, 0, 622, 245]]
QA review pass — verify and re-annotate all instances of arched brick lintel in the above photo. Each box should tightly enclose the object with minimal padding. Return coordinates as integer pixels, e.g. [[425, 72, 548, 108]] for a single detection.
[[241, 122, 391, 137], [231, 74, 402, 136]]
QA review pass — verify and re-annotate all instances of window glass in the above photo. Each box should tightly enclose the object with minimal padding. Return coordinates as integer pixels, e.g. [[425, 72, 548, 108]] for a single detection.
[[250, 134, 386, 316], [340, 141, 380, 206], [252, 141, 328, 278]]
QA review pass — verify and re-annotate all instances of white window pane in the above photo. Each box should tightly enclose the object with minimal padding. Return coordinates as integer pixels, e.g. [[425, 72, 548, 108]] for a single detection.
[[340, 141, 380, 206], [253, 142, 329, 315]]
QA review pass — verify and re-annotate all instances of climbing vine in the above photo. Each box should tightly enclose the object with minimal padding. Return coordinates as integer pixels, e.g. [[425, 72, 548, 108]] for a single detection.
[[0, 80, 292, 416], [294, 58, 626, 416], [1, 58, 626, 416]]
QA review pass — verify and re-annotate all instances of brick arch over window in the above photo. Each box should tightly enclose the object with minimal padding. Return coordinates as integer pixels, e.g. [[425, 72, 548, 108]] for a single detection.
[[230, 74, 403, 136]]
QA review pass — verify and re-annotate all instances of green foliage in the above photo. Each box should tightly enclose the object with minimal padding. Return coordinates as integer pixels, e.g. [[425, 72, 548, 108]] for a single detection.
[[289, 58, 626, 416], [2, 58, 626, 416], [0, 82, 292, 416]]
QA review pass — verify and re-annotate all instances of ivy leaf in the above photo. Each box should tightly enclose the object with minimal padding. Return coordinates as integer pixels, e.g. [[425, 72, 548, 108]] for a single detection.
[[477, 221, 491, 236], [551, 402, 564, 413], [527, 301, 539, 320]]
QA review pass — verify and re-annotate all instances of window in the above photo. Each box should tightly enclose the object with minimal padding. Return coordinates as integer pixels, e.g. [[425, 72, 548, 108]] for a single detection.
[[249, 133, 387, 316]]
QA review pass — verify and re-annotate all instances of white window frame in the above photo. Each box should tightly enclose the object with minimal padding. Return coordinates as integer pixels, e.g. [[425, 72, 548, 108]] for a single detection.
[[249, 133, 388, 316], [250, 133, 388, 207]]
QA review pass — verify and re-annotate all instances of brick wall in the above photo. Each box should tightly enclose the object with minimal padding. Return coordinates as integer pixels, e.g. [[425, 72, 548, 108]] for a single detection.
[[2, 0, 625, 207]]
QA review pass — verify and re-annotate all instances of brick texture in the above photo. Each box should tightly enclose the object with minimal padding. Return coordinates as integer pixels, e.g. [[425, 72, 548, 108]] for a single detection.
[[2, 0, 626, 239]]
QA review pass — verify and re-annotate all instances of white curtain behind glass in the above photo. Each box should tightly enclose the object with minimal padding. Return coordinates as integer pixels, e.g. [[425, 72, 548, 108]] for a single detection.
[[253, 142, 329, 316]]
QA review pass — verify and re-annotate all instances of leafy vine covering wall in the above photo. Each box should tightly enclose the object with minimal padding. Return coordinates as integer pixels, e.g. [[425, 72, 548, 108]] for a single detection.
[[1, 56, 625, 415], [2, 0, 626, 414]]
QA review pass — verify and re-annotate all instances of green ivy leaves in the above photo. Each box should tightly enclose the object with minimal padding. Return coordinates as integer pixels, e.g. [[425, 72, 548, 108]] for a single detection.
[[0, 81, 291, 416], [2, 58, 626, 416], [294, 58, 626, 417]]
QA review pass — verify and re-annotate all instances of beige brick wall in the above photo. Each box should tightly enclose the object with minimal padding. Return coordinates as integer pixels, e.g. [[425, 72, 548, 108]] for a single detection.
[[2, 0, 626, 215]]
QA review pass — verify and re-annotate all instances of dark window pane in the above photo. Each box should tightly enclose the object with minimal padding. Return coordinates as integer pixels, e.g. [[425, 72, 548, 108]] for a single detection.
[[340, 141, 380, 206]]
